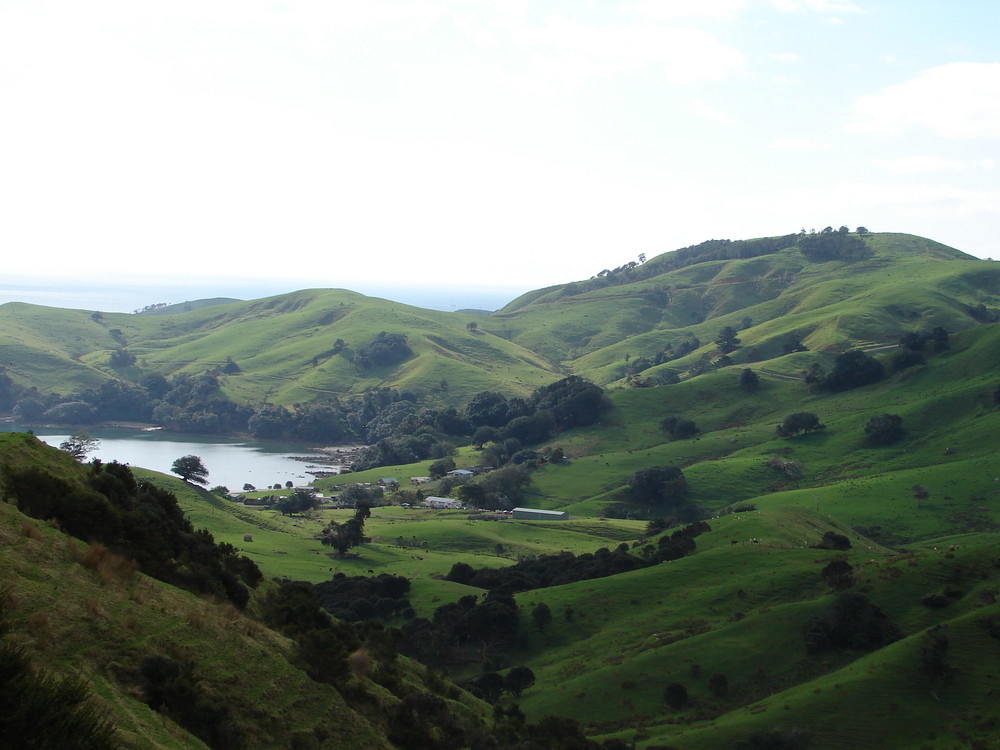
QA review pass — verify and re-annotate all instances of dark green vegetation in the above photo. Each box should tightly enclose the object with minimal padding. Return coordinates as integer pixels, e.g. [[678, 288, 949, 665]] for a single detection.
[[3, 230, 1000, 748]]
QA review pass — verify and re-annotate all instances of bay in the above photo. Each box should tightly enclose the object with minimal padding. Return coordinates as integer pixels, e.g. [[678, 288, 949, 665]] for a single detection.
[[0, 425, 339, 492]]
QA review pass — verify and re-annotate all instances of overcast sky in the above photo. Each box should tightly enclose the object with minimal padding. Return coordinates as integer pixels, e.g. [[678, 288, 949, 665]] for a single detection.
[[1, 0, 998, 311]]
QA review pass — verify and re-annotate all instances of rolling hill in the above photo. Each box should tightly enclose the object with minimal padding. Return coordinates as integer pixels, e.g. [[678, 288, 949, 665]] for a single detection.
[[1, 232, 997, 417], [3, 228, 1000, 748]]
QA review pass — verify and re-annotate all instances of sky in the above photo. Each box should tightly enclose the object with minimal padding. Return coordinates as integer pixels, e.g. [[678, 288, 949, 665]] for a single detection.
[[1, 0, 998, 312]]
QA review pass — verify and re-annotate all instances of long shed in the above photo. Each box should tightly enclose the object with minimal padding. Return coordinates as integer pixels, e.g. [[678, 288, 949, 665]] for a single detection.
[[511, 507, 569, 521]]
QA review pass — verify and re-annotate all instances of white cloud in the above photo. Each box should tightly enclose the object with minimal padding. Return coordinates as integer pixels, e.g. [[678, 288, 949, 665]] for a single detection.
[[689, 99, 735, 123], [769, 0, 863, 13], [626, 0, 747, 21], [511, 15, 746, 85], [769, 52, 802, 63], [871, 155, 971, 175], [767, 137, 828, 150], [833, 181, 1000, 220], [851, 62, 1000, 138]]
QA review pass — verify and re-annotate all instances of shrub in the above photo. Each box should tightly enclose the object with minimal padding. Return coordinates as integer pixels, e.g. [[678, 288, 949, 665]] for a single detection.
[[663, 681, 688, 708], [776, 412, 824, 437], [824, 350, 884, 392], [708, 673, 728, 697], [920, 592, 950, 609], [740, 368, 760, 389], [864, 413, 904, 445], [660, 416, 699, 440]]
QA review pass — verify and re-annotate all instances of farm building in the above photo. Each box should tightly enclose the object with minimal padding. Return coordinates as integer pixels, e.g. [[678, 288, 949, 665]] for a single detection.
[[424, 496, 463, 509], [512, 507, 569, 521]]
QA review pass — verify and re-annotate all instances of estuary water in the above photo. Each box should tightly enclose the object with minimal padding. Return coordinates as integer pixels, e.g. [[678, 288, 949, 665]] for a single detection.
[[0, 425, 336, 491]]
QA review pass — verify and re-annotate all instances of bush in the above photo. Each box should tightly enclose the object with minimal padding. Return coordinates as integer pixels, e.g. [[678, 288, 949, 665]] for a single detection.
[[660, 416, 698, 440], [824, 350, 884, 392], [708, 673, 728, 697], [776, 412, 824, 437], [628, 465, 688, 508], [663, 681, 688, 708], [864, 413, 904, 445]]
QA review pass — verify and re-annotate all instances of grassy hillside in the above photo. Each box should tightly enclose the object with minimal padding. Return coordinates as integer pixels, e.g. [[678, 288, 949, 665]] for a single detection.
[[1, 288, 558, 407], [2, 233, 997, 414], [0, 435, 504, 750], [487, 233, 998, 386], [4, 230, 1000, 748]]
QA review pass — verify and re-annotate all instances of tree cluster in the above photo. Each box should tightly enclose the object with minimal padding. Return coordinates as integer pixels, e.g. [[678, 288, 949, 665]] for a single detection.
[[444, 521, 709, 594], [313, 573, 412, 622], [627, 465, 689, 510], [401, 590, 521, 668], [351, 331, 412, 369], [823, 350, 884, 392], [776, 412, 824, 438], [797, 226, 869, 262], [0, 601, 120, 750], [466, 376, 607, 444], [138, 654, 245, 749], [804, 591, 901, 655], [5, 458, 261, 607]]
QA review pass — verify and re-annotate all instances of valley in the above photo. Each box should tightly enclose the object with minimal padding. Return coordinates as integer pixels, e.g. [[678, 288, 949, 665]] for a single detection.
[[2, 230, 1000, 749]]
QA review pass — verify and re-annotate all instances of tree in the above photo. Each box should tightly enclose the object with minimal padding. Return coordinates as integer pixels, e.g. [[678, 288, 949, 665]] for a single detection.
[[628, 465, 688, 508], [171, 455, 209, 484], [279, 488, 320, 515], [824, 350, 884, 392], [471, 426, 498, 449], [531, 603, 553, 632], [504, 666, 535, 698], [466, 321, 478, 332], [821, 558, 855, 591], [708, 673, 728, 697], [320, 514, 366, 558], [920, 626, 956, 701], [864, 413, 904, 445], [428, 457, 456, 479], [663, 682, 688, 708], [660, 415, 698, 440], [109, 348, 136, 367], [776, 412, 824, 437], [58, 430, 101, 461], [740, 368, 760, 389], [715, 326, 741, 354]]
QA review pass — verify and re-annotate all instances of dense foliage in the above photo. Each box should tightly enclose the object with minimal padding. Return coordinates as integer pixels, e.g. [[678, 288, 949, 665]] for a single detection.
[[444, 521, 709, 594], [4, 459, 261, 607], [0, 603, 120, 750]]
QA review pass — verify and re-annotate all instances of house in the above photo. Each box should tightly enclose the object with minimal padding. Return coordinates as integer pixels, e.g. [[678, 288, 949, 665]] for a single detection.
[[446, 469, 474, 478], [424, 496, 463, 509], [410, 476, 432, 485], [379, 477, 400, 490], [511, 507, 569, 521]]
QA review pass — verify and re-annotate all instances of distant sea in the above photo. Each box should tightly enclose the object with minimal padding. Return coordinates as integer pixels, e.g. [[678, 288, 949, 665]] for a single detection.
[[0, 279, 531, 315]]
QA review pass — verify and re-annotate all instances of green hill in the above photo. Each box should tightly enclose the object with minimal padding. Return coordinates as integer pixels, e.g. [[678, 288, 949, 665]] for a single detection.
[[2, 233, 996, 416], [4, 229, 1000, 748]]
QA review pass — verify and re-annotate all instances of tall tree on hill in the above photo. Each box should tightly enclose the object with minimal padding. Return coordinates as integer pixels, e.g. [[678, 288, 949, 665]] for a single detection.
[[715, 326, 741, 354], [170, 455, 209, 484], [58, 430, 101, 461]]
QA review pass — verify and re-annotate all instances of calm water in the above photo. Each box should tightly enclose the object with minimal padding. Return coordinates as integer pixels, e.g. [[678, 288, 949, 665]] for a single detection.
[[1, 425, 337, 491]]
